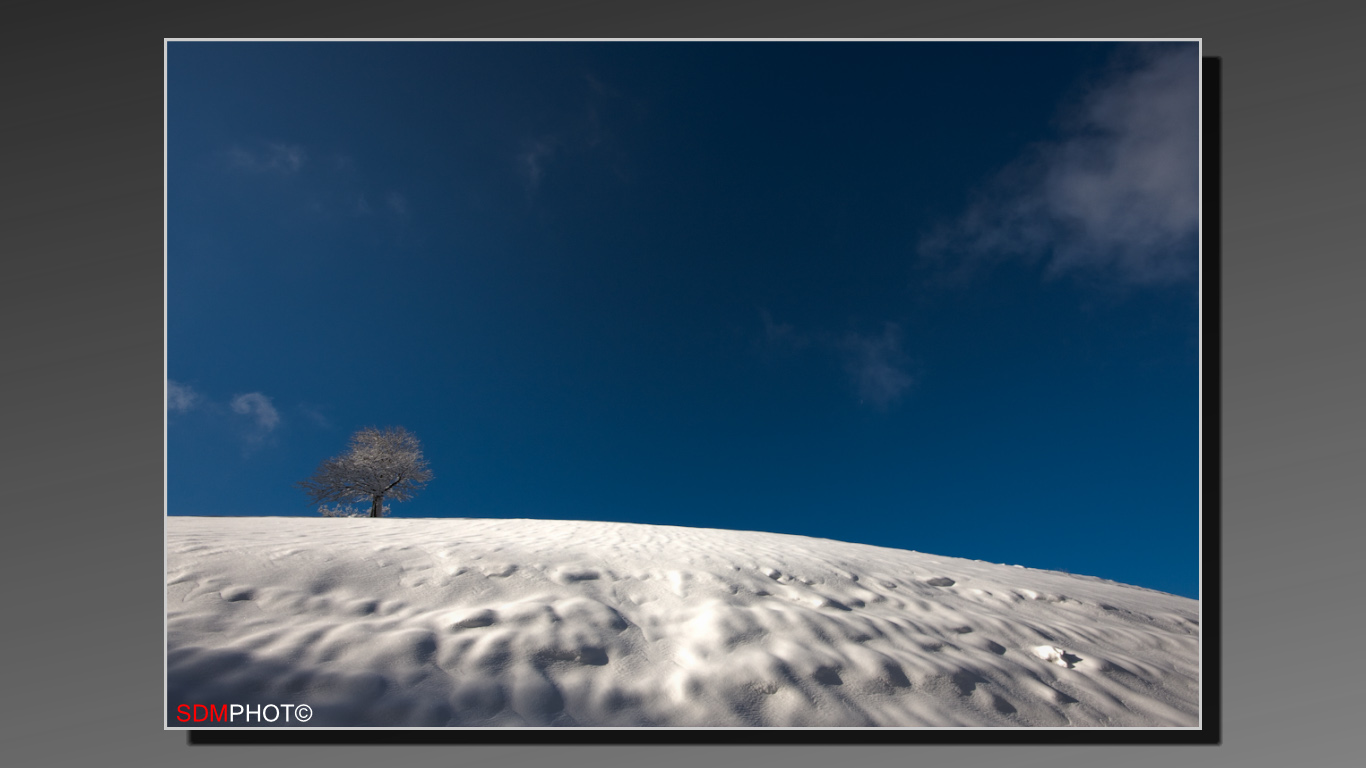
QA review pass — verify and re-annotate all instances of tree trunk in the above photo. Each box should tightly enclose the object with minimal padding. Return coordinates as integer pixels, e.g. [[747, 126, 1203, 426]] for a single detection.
[[371, 495, 383, 518]]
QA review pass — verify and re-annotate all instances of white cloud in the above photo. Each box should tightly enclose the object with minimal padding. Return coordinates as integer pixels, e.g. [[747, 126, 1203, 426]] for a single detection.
[[387, 192, 409, 217], [919, 46, 1200, 285], [166, 379, 199, 413], [230, 392, 280, 433], [227, 142, 306, 174], [518, 138, 558, 191], [515, 75, 639, 194], [759, 310, 809, 352], [756, 314, 915, 410], [300, 404, 332, 429], [842, 324, 914, 409]]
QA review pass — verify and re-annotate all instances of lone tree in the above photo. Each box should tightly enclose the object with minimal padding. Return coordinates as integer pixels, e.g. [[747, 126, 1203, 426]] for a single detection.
[[298, 426, 433, 518]]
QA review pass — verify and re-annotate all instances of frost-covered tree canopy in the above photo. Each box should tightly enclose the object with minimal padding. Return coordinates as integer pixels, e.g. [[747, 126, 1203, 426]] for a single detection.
[[298, 427, 432, 517]]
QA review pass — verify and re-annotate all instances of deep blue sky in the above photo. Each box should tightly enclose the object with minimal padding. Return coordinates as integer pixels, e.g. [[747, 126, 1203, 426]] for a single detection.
[[166, 41, 1202, 599]]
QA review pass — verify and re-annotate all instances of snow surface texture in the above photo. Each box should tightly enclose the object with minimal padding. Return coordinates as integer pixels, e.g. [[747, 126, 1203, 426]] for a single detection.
[[166, 517, 1200, 728]]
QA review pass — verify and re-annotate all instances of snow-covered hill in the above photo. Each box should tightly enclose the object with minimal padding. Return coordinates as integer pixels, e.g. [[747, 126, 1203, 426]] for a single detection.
[[166, 517, 1200, 728]]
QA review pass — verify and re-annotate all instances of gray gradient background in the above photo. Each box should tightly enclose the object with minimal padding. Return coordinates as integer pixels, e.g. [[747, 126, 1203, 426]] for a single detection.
[[6, 0, 1361, 764]]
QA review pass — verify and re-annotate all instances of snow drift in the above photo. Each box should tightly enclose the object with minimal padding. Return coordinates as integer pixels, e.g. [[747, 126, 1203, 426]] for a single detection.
[[166, 517, 1200, 728]]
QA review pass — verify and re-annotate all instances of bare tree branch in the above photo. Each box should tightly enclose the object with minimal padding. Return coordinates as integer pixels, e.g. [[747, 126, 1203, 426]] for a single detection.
[[298, 426, 433, 517]]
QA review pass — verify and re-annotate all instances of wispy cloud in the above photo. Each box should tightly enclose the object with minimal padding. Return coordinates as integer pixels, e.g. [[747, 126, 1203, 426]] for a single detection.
[[759, 309, 809, 352], [226, 142, 306, 174], [518, 138, 558, 192], [516, 71, 641, 194], [583, 71, 618, 99], [918, 45, 1199, 285], [300, 404, 332, 429], [166, 379, 199, 413], [221, 146, 419, 235], [841, 324, 914, 410], [758, 313, 914, 410], [230, 392, 280, 436]]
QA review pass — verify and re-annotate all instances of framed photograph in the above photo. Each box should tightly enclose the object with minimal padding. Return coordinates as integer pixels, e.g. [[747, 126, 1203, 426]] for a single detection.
[[165, 39, 1215, 743]]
